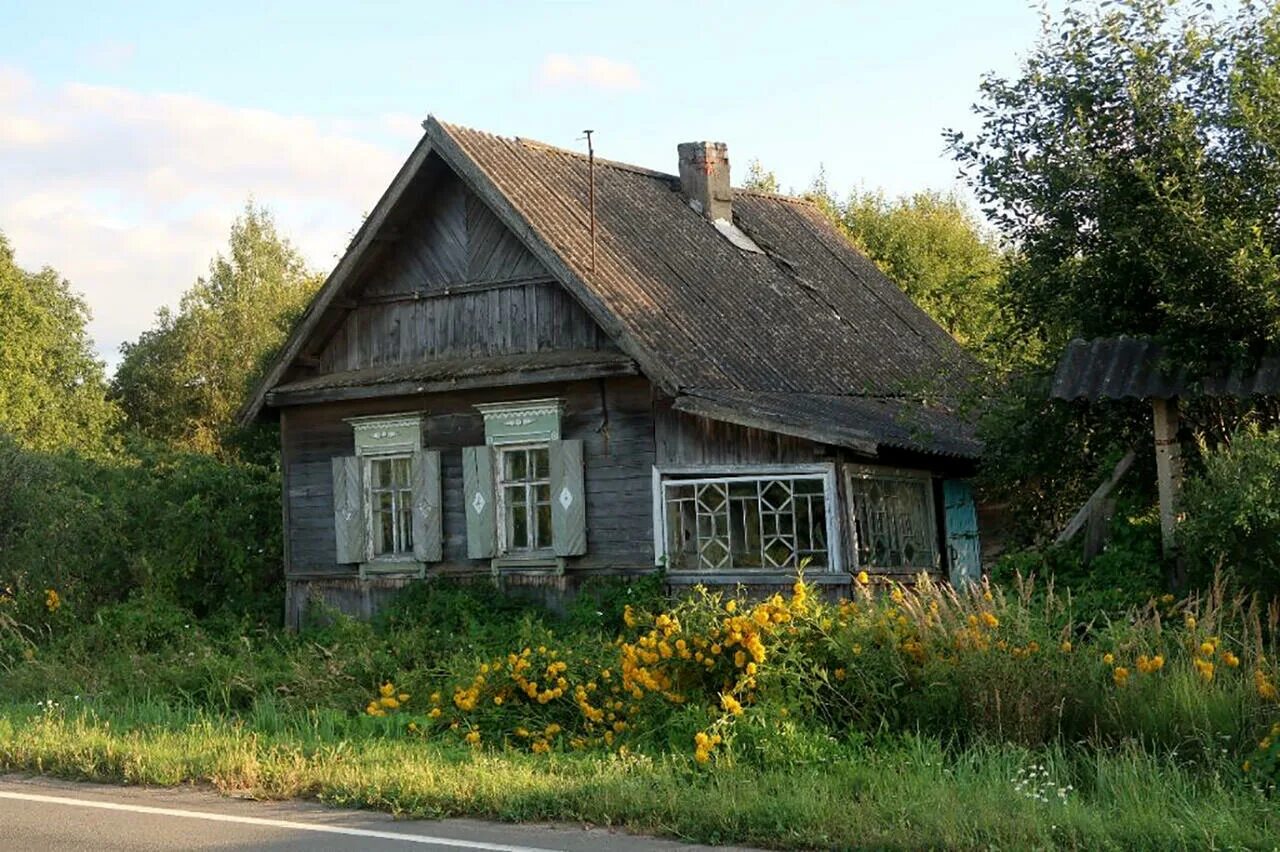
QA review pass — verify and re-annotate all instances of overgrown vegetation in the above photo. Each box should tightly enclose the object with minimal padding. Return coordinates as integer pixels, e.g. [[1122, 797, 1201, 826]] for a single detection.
[[2, 577, 1279, 848]]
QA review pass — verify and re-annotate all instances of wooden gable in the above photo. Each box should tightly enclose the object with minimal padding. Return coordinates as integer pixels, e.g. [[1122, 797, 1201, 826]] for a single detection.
[[312, 168, 618, 376]]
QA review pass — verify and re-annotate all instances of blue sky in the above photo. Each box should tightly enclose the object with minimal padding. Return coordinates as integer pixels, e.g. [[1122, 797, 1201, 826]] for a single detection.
[[0, 0, 1046, 364]]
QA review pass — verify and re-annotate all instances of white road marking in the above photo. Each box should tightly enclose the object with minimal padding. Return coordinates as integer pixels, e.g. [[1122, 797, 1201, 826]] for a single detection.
[[0, 789, 564, 851]]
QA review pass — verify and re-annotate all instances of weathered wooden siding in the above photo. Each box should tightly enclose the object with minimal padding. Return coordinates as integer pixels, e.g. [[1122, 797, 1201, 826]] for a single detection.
[[282, 377, 656, 583], [315, 172, 615, 374], [653, 397, 828, 466]]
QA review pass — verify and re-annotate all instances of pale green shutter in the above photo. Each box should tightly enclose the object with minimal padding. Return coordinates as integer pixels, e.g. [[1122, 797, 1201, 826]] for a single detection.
[[550, 439, 587, 556], [332, 455, 366, 564], [411, 449, 442, 562], [943, 479, 982, 587], [462, 446, 497, 559]]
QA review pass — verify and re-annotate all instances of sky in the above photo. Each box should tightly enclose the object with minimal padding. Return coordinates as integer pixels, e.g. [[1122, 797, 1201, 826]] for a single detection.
[[0, 0, 1047, 369]]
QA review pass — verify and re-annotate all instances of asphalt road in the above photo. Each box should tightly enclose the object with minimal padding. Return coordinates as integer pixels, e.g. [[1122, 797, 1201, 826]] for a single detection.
[[0, 776, 758, 852]]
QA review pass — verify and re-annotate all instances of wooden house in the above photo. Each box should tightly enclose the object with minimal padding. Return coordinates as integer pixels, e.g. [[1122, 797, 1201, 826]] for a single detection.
[[239, 118, 984, 627]]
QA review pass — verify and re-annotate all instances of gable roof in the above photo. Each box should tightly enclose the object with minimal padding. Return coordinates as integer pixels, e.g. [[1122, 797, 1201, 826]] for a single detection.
[[240, 117, 980, 460]]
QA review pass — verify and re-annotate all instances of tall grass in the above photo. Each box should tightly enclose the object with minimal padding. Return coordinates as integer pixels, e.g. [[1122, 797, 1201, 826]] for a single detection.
[[0, 700, 1275, 850]]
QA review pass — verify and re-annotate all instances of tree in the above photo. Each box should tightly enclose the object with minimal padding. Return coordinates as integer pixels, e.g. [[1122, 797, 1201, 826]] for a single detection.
[[113, 202, 321, 453], [837, 190, 1007, 357], [0, 232, 119, 452], [742, 158, 780, 194], [948, 0, 1280, 372]]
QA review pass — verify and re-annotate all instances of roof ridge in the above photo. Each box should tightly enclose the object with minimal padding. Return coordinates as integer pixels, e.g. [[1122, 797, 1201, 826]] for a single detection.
[[432, 117, 815, 204]]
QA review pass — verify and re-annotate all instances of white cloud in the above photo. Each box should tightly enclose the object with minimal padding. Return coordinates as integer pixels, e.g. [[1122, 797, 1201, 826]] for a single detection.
[[0, 66, 408, 368], [535, 53, 643, 92]]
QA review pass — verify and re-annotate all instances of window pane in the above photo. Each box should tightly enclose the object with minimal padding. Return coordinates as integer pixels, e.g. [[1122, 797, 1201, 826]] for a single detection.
[[372, 459, 392, 488], [392, 457, 411, 487], [532, 448, 550, 480], [536, 502, 552, 549], [504, 450, 527, 481], [375, 492, 394, 555]]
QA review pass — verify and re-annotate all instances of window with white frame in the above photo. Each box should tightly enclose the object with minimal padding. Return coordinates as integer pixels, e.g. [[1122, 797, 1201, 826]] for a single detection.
[[368, 455, 414, 557], [844, 466, 939, 573], [498, 444, 553, 553], [657, 467, 837, 572]]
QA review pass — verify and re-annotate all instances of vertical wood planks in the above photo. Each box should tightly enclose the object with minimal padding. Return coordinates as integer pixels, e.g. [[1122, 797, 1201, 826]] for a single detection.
[[462, 445, 497, 558], [411, 449, 443, 562], [943, 479, 981, 587], [332, 456, 366, 563], [550, 439, 587, 556]]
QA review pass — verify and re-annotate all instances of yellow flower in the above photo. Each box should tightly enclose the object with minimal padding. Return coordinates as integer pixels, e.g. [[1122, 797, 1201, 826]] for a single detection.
[[980, 612, 999, 629], [1103, 653, 1115, 666], [380, 696, 400, 710], [398, 693, 410, 703], [1223, 651, 1240, 668], [834, 667, 846, 680], [463, 730, 480, 745], [721, 693, 744, 715], [890, 588, 905, 604], [1185, 615, 1197, 630], [493, 695, 504, 705], [725, 599, 737, 613], [1060, 641, 1072, 653], [856, 571, 869, 585], [1113, 667, 1130, 687], [734, 650, 747, 668], [1199, 641, 1216, 657], [429, 707, 441, 719], [1160, 593, 1175, 604], [1194, 657, 1215, 682], [44, 589, 60, 613]]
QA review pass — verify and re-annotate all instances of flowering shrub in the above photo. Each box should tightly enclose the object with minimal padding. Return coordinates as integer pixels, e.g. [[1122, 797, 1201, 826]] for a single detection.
[[353, 572, 1279, 769]]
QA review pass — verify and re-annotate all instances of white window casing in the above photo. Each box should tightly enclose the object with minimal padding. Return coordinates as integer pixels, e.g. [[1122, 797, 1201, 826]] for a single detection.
[[653, 463, 842, 575]]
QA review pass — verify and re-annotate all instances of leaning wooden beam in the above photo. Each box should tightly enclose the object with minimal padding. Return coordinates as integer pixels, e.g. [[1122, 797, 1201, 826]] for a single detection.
[[1152, 397, 1183, 558], [1055, 448, 1137, 545]]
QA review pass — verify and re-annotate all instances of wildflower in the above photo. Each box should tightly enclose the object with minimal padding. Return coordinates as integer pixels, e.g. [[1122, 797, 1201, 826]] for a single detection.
[[1222, 651, 1240, 668], [429, 708, 441, 719], [464, 730, 480, 745], [379, 683, 395, 698], [380, 696, 400, 710], [980, 612, 999, 629], [1060, 641, 1072, 654], [734, 650, 747, 668], [1102, 653, 1115, 666], [1160, 593, 1175, 604], [1185, 615, 1197, 630], [1112, 667, 1130, 687], [493, 696, 504, 705], [44, 589, 60, 613], [1255, 670, 1277, 701], [725, 600, 737, 613], [834, 667, 846, 680], [1199, 642, 1216, 657], [398, 693, 410, 703], [890, 588, 905, 604], [721, 694, 744, 715], [856, 571, 869, 585], [1194, 657, 1215, 682]]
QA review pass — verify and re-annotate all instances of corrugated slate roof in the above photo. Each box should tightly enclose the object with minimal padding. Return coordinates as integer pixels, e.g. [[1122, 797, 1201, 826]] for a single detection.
[[1051, 337, 1280, 401], [439, 121, 975, 399]]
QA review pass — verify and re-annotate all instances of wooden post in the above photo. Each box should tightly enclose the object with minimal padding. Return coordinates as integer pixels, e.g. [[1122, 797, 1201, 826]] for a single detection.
[[1152, 398, 1182, 560]]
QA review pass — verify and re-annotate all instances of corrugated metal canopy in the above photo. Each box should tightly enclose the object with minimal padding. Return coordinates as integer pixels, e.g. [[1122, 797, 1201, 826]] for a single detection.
[[1051, 336, 1280, 401]]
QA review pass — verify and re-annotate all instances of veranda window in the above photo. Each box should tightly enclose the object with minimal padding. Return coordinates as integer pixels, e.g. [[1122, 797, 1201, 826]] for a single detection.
[[368, 455, 414, 557], [658, 469, 836, 572], [845, 467, 939, 573], [498, 445, 553, 553]]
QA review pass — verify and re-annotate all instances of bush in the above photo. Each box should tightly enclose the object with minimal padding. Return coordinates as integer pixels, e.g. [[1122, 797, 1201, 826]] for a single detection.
[[1181, 428, 1280, 596], [0, 434, 282, 627]]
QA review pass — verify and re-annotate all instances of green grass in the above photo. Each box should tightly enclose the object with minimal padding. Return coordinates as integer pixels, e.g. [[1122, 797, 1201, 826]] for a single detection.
[[1, 699, 1276, 850]]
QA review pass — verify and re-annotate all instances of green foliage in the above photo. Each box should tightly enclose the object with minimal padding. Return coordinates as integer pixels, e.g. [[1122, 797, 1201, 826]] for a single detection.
[[1181, 428, 1280, 596], [0, 232, 120, 453], [948, 0, 1280, 373], [112, 202, 321, 454], [837, 190, 1010, 361], [740, 158, 780, 194], [0, 435, 282, 627]]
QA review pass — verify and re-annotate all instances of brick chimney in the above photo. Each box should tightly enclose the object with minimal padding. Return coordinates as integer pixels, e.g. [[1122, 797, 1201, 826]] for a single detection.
[[677, 141, 731, 221]]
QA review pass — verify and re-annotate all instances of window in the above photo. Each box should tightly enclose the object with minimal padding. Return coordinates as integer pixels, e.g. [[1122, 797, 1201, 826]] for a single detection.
[[334, 412, 442, 571], [657, 468, 837, 572], [845, 467, 938, 573], [498, 445, 552, 553], [368, 455, 414, 557]]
